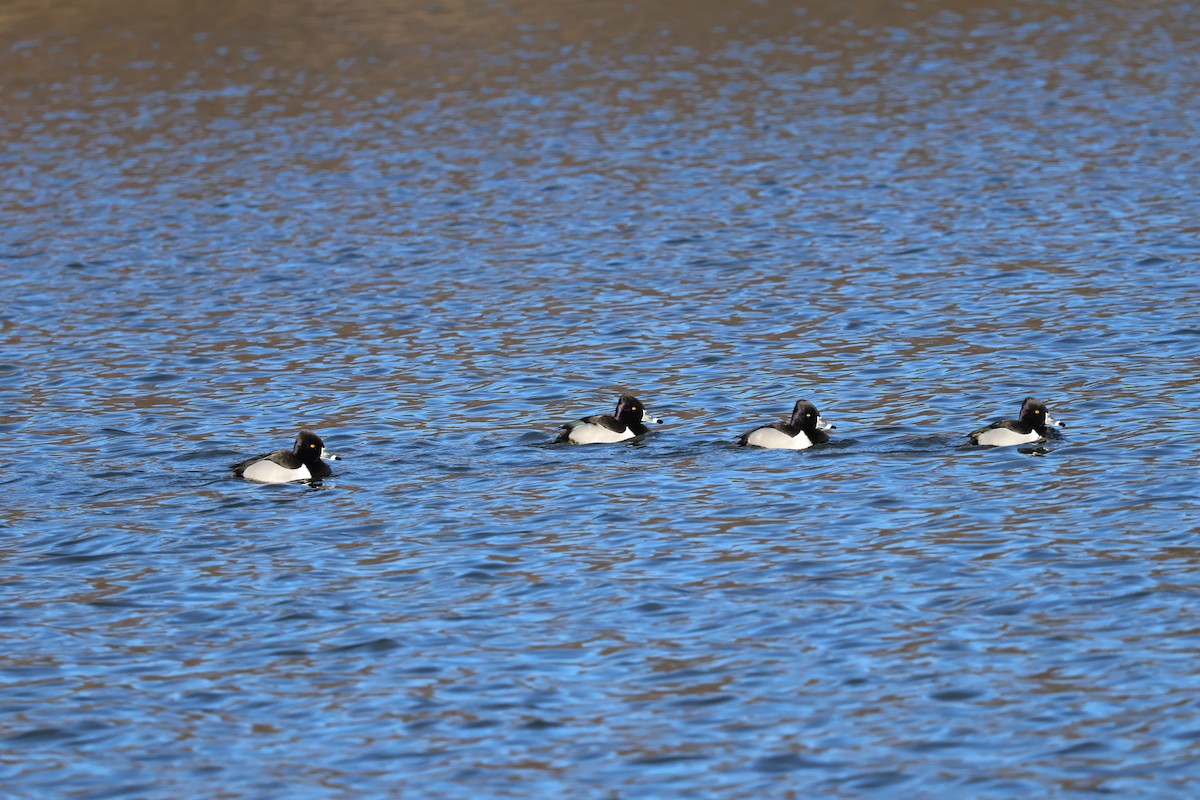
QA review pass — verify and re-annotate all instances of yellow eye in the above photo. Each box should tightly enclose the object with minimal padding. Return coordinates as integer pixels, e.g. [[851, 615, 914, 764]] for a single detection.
[[310, 443, 317, 448], [806, 413, 812, 417]]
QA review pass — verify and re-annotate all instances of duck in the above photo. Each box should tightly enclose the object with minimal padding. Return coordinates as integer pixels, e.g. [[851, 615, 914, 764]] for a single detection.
[[737, 399, 834, 450], [966, 397, 1066, 447], [232, 430, 340, 483], [555, 394, 662, 444]]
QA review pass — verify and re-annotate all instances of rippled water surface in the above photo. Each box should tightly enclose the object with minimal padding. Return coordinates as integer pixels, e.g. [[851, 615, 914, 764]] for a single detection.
[[3, 0, 1200, 796]]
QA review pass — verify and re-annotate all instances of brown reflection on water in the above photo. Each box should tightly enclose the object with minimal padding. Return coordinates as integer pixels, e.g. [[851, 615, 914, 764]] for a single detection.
[[2, 0, 1134, 103], [4, 0, 1184, 210]]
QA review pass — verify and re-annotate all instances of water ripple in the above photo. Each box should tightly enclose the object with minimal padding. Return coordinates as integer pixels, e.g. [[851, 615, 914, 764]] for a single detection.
[[3, 0, 1200, 797]]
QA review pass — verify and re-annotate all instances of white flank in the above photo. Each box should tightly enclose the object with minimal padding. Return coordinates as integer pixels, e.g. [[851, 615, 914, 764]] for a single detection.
[[568, 423, 635, 444], [745, 427, 813, 450], [240, 460, 313, 484], [973, 427, 1039, 447]]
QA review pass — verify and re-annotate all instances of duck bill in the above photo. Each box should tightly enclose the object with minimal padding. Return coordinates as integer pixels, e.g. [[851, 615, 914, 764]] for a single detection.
[[321, 448, 342, 461], [642, 409, 663, 424], [1045, 413, 1066, 429], [816, 416, 836, 431]]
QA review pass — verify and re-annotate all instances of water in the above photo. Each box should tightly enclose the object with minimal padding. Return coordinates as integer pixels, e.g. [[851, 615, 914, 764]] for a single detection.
[[3, 0, 1200, 796]]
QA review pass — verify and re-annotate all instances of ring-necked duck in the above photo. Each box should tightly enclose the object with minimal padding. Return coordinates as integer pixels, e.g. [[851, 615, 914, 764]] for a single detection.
[[555, 394, 663, 444], [233, 430, 340, 483], [737, 399, 834, 450], [967, 397, 1066, 447]]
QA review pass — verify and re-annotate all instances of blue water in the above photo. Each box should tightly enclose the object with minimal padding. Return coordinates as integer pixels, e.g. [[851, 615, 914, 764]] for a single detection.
[[3, 0, 1200, 796]]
